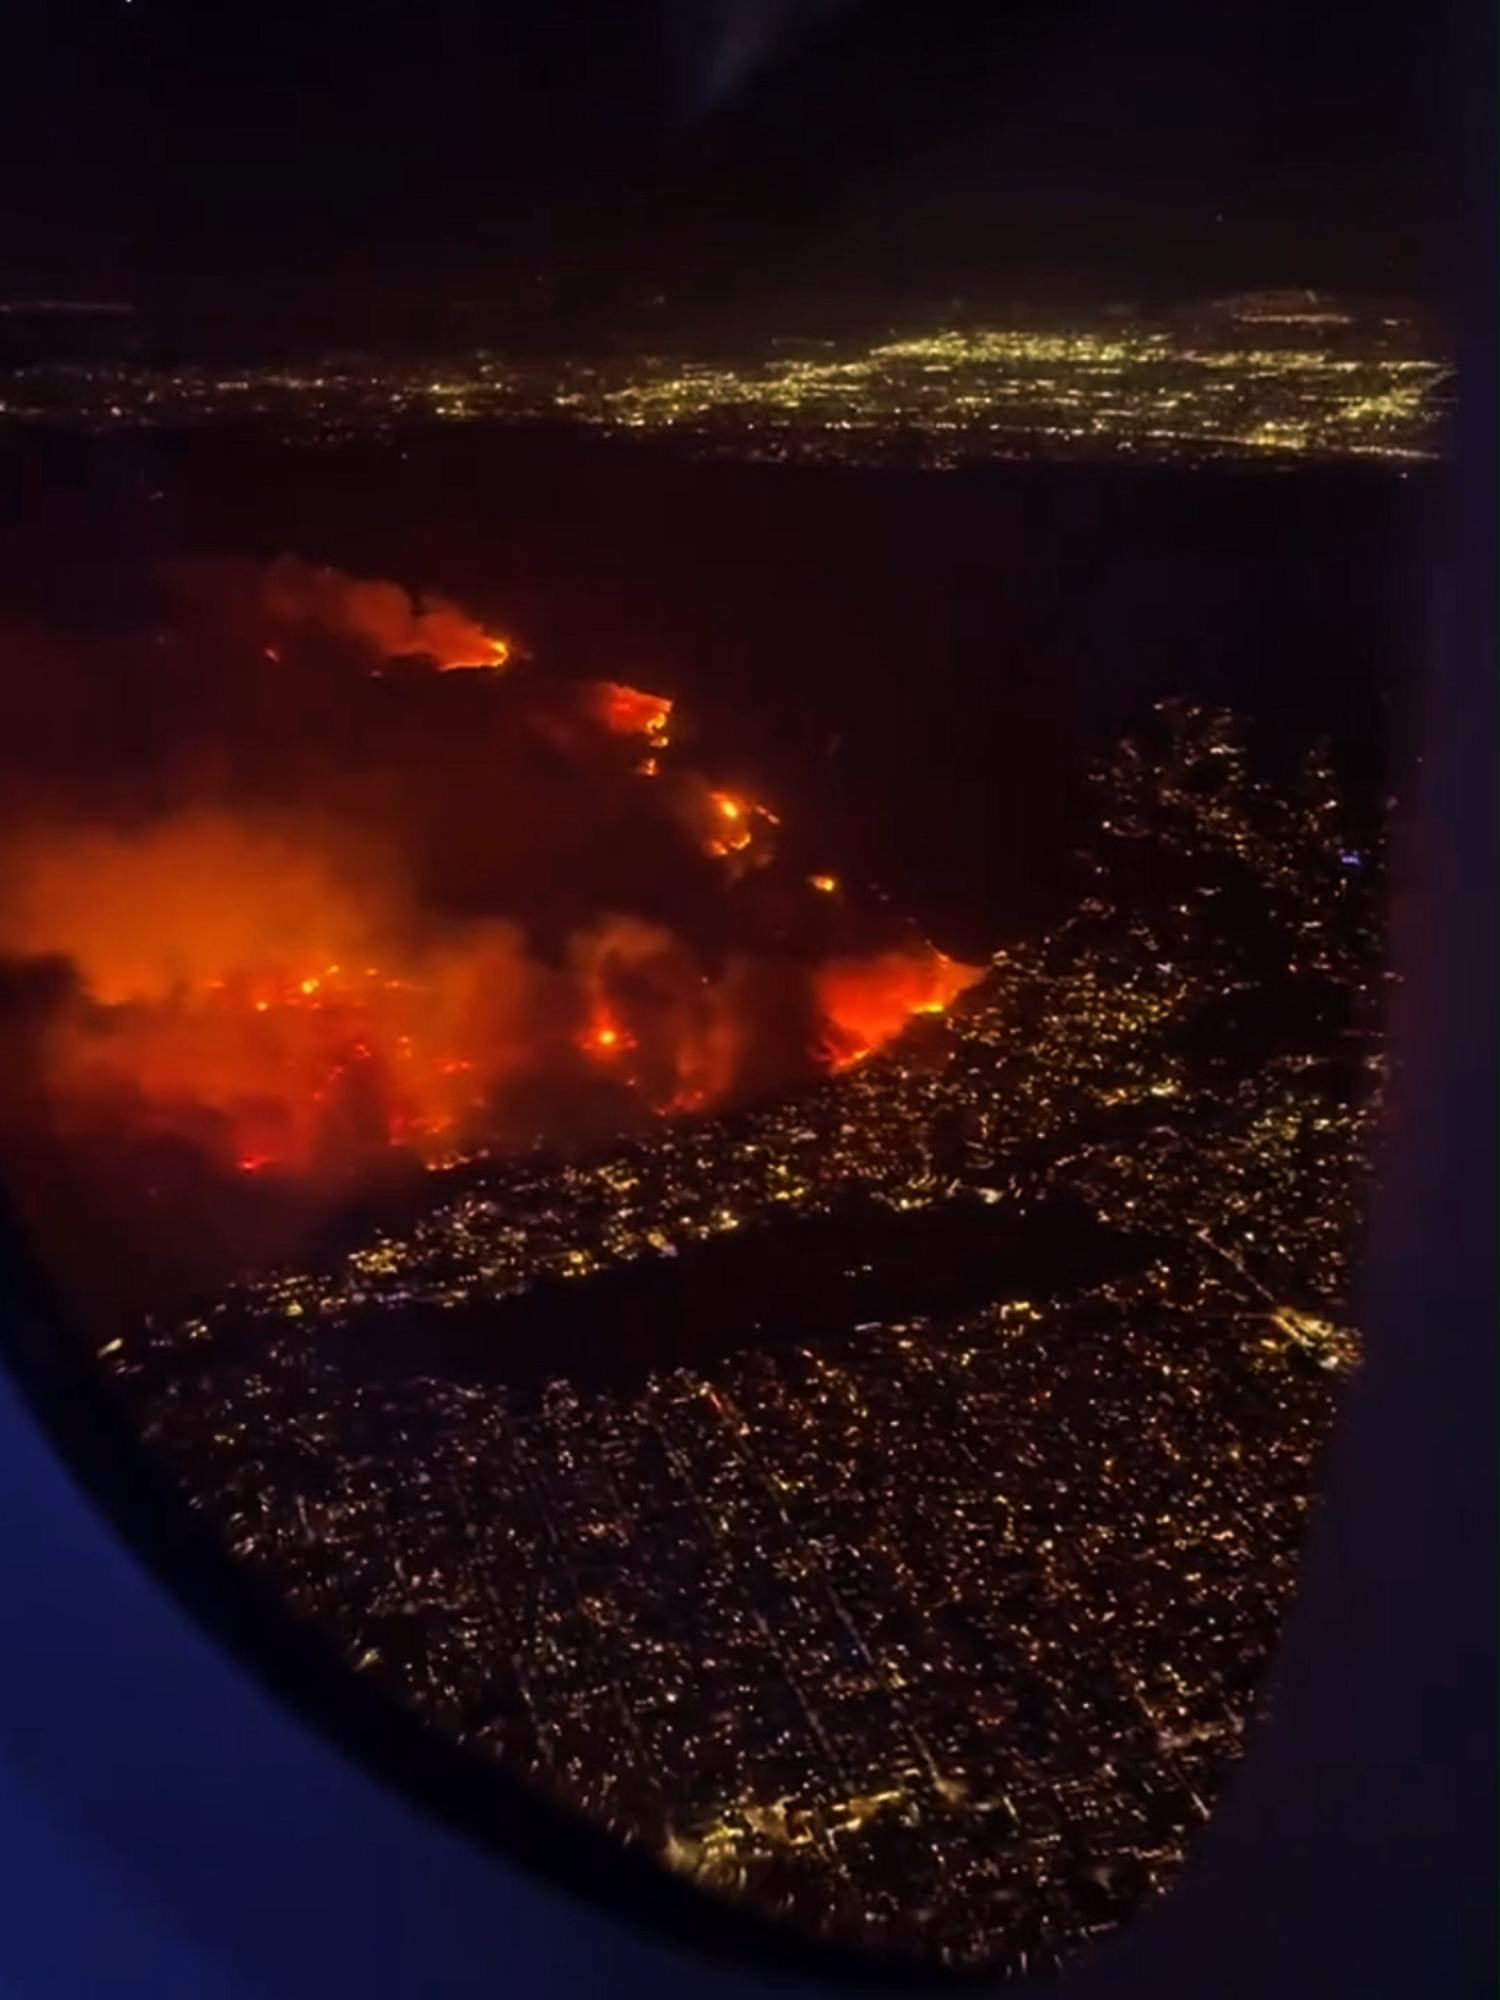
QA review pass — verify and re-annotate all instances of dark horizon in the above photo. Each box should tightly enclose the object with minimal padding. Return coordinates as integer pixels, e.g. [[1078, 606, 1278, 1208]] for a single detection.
[[5, 0, 1435, 352]]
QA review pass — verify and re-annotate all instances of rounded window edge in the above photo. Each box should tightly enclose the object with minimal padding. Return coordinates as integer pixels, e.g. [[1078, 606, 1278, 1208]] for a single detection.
[[0, 1202, 990, 1997]]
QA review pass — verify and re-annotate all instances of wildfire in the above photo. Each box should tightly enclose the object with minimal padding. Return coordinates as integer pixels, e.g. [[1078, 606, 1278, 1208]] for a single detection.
[[704, 789, 779, 859], [437, 635, 512, 672], [580, 1017, 635, 1060], [0, 563, 990, 1208], [595, 683, 674, 750], [149, 959, 497, 1174], [259, 556, 514, 672], [815, 949, 984, 1071]]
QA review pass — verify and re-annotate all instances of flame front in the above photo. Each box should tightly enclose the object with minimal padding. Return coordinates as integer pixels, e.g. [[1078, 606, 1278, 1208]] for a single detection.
[[815, 949, 984, 1071]]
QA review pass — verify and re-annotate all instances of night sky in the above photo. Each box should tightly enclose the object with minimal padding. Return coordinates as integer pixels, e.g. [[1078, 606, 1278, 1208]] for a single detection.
[[3, 0, 1436, 343]]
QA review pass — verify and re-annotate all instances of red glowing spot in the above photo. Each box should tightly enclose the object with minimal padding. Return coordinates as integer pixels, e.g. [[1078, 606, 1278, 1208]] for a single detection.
[[581, 1017, 634, 1060]]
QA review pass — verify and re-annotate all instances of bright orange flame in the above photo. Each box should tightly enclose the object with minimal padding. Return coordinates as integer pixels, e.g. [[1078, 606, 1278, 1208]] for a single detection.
[[595, 683, 673, 748], [436, 635, 511, 672], [705, 790, 770, 857], [814, 948, 984, 1071], [582, 1020, 631, 1058], [810, 874, 838, 894], [0, 815, 564, 1177]]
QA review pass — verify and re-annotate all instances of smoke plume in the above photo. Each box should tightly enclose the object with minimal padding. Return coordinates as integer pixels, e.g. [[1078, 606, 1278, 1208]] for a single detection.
[[261, 554, 512, 669]]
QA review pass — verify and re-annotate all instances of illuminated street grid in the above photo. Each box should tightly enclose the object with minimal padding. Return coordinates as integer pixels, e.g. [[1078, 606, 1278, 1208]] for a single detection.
[[3, 310, 1446, 466], [110, 704, 1382, 1975]]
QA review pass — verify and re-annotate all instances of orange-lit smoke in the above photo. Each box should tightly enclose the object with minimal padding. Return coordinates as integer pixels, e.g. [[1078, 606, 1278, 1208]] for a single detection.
[[583, 682, 674, 779], [261, 555, 511, 669], [591, 683, 673, 750], [0, 813, 556, 1178], [568, 915, 753, 1113], [814, 949, 985, 1070], [0, 818, 974, 1180]]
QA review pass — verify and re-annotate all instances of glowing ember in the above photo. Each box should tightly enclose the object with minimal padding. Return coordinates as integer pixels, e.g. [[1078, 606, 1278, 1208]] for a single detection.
[[582, 1019, 634, 1059], [810, 874, 839, 894]]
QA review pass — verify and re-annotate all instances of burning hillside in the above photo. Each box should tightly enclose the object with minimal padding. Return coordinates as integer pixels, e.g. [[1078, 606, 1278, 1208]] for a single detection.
[[0, 559, 979, 1315]]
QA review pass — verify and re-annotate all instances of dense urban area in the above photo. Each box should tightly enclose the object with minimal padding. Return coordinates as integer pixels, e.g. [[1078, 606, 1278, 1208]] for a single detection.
[[107, 704, 1382, 1977], [1, 296, 1445, 466]]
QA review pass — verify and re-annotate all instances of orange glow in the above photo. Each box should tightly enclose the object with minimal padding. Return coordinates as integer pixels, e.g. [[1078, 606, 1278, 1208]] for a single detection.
[[703, 789, 779, 859], [814, 948, 984, 1071], [581, 1019, 633, 1059], [0, 572, 987, 1200], [260, 556, 513, 672], [810, 874, 839, 894], [0, 814, 559, 1177], [594, 683, 673, 750], [0, 804, 872, 1173]]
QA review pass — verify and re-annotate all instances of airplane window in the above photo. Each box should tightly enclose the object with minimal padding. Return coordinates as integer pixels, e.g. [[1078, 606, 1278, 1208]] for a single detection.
[[0, 0, 1441, 1984]]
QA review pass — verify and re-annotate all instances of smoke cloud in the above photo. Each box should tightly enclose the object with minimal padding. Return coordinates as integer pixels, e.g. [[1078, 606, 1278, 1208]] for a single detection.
[[260, 554, 512, 669]]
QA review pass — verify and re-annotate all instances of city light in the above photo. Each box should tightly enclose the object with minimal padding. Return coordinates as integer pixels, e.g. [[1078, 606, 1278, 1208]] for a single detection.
[[104, 702, 1381, 1975], [0, 305, 1447, 467]]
